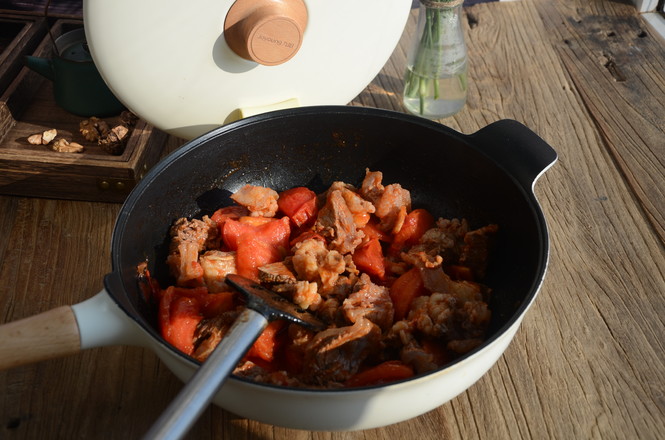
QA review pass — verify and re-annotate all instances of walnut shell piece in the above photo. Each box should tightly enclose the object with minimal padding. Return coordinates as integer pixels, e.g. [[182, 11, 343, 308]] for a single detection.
[[42, 129, 57, 144], [79, 117, 110, 142], [27, 128, 58, 145], [99, 124, 130, 155], [51, 138, 85, 154], [79, 112, 137, 155], [27, 134, 43, 145]]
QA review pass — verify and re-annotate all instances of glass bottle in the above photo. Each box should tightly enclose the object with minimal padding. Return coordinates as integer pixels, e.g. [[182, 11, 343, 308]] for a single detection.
[[402, 0, 468, 119]]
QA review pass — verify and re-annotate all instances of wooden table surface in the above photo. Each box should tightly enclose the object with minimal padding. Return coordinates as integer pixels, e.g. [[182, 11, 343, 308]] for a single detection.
[[1, 0, 663, 438]]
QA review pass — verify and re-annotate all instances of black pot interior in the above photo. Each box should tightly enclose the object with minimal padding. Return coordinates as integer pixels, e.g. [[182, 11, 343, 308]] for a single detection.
[[107, 106, 551, 373]]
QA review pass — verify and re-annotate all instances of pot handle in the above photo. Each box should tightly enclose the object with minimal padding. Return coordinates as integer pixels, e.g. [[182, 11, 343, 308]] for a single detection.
[[72, 289, 150, 349], [0, 290, 146, 371], [467, 119, 558, 190], [0, 305, 80, 370]]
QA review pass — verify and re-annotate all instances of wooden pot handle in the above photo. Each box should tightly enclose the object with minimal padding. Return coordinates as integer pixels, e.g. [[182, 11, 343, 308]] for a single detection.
[[0, 306, 81, 370]]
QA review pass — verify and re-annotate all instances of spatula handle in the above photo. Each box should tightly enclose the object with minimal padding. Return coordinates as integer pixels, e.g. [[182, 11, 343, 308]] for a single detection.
[[143, 307, 268, 440]]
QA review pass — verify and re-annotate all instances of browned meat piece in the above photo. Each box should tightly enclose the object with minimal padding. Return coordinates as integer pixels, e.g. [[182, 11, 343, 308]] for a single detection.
[[459, 299, 492, 338], [230, 184, 279, 217], [374, 183, 411, 234], [420, 266, 487, 303], [258, 261, 297, 284], [343, 274, 394, 331], [400, 340, 438, 374], [404, 218, 468, 267], [436, 217, 469, 240], [447, 338, 485, 354], [199, 250, 236, 292], [272, 280, 322, 311], [385, 258, 410, 277], [233, 360, 307, 388], [386, 320, 437, 372], [332, 183, 376, 228], [289, 281, 321, 311], [192, 309, 241, 361], [359, 169, 384, 204], [316, 298, 344, 324], [287, 322, 315, 348], [167, 215, 220, 286], [324, 272, 359, 300], [459, 223, 498, 280], [302, 318, 381, 384], [291, 238, 347, 292], [315, 189, 364, 255], [408, 293, 491, 342], [359, 170, 412, 234], [169, 215, 220, 253], [387, 319, 414, 345], [401, 250, 443, 269], [409, 293, 459, 339]]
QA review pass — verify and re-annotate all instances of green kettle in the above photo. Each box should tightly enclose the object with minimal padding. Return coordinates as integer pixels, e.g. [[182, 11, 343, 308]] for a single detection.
[[25, 27, 125, 117]]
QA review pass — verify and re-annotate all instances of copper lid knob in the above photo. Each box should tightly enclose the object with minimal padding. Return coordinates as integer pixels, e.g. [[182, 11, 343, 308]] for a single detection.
[[224, 0, 308, 66]]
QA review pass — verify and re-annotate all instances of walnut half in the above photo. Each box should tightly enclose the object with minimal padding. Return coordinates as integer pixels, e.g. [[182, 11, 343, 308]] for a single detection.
[[79, 111, 137, 155], [79, 117, 109, 142], [51, 138, 85, 154]]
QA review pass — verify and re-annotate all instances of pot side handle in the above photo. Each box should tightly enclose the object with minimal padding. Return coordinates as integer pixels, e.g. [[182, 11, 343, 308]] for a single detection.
[[72, 289, 151, 349], [0, 290, 147, 371], [0, 305, 80, 371], [467, 119, 558, 190]]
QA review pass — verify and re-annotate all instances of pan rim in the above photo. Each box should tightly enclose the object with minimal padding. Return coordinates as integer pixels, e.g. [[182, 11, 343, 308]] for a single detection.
[[108, 105, 552, 394]]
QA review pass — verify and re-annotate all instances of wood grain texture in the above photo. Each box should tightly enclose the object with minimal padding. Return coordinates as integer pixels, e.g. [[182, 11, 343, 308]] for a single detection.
[[533, 0, 665, 244], [0, 1, 663, 439], [0, 305, 80, 370]]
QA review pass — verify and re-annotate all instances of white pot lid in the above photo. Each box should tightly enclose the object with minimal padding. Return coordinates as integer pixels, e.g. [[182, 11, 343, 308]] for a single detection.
[[83, 0, 412, 139]]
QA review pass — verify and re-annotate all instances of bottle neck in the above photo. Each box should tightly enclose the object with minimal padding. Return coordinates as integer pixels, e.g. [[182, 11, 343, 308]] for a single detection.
[[420, 0, 464, 8]]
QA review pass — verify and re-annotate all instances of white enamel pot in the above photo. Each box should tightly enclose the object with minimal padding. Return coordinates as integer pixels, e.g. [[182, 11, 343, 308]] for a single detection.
[[0, 107, 557, 432], [82, 0, 413, 139]]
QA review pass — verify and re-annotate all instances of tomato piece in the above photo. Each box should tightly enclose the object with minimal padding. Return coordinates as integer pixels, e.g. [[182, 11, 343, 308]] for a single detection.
[[159, 287, 204, 356], [361, 217, 392, 242], [138, 265, 161, 302], [224, 216, 291, 281], [352, 237, 386, 280], [345, 361, 414, 387], [236, 237, 283, 280], [257, 216, 291, 251], [246, 320, 286, 363], [201, 291, 236, 318], [221, 218, 252, 251], [174, 285, 209, 297], [390, 267, 426, 321], [278, 187, 318, 227], [211, 205, 249, 236], [290, 196, 318, 228], [238, 216, 274, 227], [223, 216, 290, 250], [389, 208, 435, 255]]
